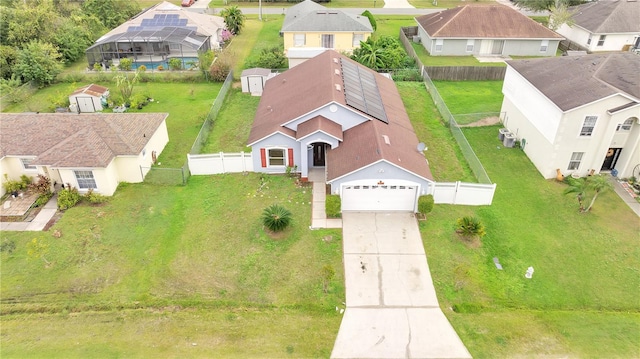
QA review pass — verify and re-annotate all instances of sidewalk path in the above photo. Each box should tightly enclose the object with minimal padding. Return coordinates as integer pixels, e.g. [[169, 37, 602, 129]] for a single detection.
[[0, 194, 58, 232], [610, 177, 640, 217], [331, 212, 472, 359]]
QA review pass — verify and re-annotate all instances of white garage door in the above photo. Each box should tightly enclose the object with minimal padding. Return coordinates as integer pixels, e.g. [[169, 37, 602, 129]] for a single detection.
[[341, 184, 418, 211]]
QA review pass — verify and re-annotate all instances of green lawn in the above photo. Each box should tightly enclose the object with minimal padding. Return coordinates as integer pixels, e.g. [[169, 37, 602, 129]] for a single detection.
[[201, 87, 259, 153], [411, 42, 508, 67], [1, 174, 344, 357], [374, 16, 417, 38], [420, 126, 640, 358], [433, 80, 504, 115]]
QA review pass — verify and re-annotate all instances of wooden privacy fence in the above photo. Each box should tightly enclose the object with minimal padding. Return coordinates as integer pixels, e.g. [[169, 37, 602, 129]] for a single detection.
[[188, 152, 253, 175], [424, 66, 506, 81], [432, 182, 497, 205]]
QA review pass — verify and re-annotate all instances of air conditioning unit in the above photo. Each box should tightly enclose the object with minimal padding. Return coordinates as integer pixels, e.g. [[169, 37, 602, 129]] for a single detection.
[[503, 132, 516, 148], [413, 36, 421, 43]]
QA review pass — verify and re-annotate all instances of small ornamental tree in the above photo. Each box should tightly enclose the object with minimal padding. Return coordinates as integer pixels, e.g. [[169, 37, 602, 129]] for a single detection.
[[14, 40, 63, 86], [456, 216, 486, 240], [168, 58, 183, 71], [262, 204, 292, 232], [118, 58, 133, 71]]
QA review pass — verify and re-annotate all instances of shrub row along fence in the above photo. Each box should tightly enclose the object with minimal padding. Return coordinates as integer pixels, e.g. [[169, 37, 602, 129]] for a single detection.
[[0, 81, 38, 112], [188, 152, 253, 175]]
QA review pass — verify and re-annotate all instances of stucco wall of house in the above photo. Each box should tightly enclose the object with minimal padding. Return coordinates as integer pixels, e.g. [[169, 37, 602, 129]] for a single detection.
[[503, 39, 560, 57], [114, 119, 169, 183], [557, 24, 640, 52], [327, 160, 432, 196], [0, 157, 40, 197], [417, 27, 433, 54], [58, 162, 119, 196], [502, 69, 640, 179], [502, 66, 563, 143], [251, 133, 299, 174], [283, 32, 371, 53]]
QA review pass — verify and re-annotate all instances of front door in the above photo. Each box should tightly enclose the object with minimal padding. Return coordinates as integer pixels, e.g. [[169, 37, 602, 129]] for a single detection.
[[313, 143, 326, 167], [601, 148, 622, 170]]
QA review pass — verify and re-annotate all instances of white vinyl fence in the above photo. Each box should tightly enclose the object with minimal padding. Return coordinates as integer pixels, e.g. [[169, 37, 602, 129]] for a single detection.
[[432, 182, 497, 205], [187, 152, 253, 175]]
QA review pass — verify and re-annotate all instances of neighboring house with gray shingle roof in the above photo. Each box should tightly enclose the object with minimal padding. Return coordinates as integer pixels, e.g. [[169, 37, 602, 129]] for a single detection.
[[557, 0, 640, 52], [281, 0, 372, 67], [500, 53, 640, 179], [0, 113, 169, 196], [415, 4, 563, 56], [247, 50, 434, 212]]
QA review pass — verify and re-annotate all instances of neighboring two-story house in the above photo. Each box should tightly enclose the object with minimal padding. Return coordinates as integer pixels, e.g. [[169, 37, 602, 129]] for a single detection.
[[280, 0, 373, 68], [556, 0, 640, 53], [500, 53, 640, 179], [415, 4, 563, 57]]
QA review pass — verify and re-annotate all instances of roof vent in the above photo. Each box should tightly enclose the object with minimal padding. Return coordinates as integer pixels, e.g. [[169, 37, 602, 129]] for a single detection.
[[334, 69, 340, 75], [333, 58, 339, 64], [382, 135, 390, 145], [335, 84, 342, 91]]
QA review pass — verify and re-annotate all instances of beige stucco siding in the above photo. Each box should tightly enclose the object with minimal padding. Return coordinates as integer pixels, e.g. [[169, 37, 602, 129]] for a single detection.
[[57, 162, 118, 196], [114, 119, 169, 183], [283, 31, 370, 53], [0, 157, 40, 197]]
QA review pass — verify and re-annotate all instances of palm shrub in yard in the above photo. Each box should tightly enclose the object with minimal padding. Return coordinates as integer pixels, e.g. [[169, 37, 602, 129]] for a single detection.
[[57, 185, 80, 210], [456, 216, 486, 240], [262, 204, 292, 232]]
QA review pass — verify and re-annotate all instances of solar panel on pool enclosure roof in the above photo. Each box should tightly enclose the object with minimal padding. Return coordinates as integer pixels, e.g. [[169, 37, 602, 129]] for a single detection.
[[340, 58, 388, 124]]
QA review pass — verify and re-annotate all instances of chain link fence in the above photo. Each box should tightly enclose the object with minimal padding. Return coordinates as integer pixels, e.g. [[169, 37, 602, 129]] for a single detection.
[[140, 166, 188, 186], [421, 67, 493, 184], [190, 70, 234, 155]]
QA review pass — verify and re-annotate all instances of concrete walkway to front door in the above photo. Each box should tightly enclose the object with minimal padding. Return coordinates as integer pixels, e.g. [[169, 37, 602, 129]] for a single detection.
[[331, 212, 472, 359], [309, 168, 342, 229]]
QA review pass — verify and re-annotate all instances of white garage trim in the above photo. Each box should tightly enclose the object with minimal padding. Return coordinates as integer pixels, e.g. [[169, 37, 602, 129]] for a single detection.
[[341, 181, 420, 212]]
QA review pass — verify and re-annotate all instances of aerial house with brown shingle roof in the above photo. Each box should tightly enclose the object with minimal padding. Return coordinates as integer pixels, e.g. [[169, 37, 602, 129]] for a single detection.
[[0, 113, 169, 197], [415, 4, 563, 57], [556, 0, 640, 53], [247, 50, 434, 212], [500, 53, 640, 179]]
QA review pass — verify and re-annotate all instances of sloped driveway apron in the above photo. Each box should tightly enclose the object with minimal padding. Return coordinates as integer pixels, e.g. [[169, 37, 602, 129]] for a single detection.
[[331, 212, 472, 359]]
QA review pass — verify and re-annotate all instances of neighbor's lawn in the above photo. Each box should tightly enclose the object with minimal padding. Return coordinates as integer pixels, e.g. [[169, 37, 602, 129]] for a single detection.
[[411, 43, 507, 67], [210, 0, 377, 7], [374, 16, 417, 39], [421, 126, 640, 358], [433, 80, 504, 115], [1, 174, 344, 358], [2, 81, 221, 168]]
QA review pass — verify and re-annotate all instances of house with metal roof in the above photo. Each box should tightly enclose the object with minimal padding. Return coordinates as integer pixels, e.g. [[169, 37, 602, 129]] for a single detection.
[[415, 4, 563, 57], [556, 0, 640, 53], [500, 53, 640, 179], [85, 1, 225, 70], [281, 0, 373, 68], [0, 113, 169, 197], [247, 50, 434, 211]]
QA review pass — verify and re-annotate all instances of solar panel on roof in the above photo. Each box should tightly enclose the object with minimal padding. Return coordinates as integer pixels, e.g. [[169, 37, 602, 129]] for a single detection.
[[340, 59, 388, 124]]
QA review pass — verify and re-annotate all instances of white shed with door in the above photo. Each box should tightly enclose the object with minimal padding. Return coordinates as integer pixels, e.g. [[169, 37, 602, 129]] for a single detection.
[[69, 84, 109, 113], [240, 68, 273, 96]]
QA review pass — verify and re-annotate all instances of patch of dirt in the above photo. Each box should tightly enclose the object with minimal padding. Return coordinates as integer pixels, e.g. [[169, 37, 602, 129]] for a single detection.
[[458, 116, 501, 128], [231, 81, 242, 89], [43, 211, 63, 231]]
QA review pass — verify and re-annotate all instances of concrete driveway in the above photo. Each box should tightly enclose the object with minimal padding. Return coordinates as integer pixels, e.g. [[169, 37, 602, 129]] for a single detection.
[[331, 212, 472, 359]]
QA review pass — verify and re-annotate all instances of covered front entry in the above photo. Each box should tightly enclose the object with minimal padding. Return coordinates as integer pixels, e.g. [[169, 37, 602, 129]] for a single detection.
[[341, 184, 418, 211], [312, 143, 327, 167], [601, 148, 622, 170]]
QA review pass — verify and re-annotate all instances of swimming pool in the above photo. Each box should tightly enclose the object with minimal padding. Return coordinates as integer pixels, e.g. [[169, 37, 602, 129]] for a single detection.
[[132, 57, 199, 70]]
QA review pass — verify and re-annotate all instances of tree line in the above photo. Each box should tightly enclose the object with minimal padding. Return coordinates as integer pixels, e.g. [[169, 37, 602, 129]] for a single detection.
[[0, 0, 140, 86]]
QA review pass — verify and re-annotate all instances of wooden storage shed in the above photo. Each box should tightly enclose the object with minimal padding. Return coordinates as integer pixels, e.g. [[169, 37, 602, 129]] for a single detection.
[[69, 84, 110, 113]]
